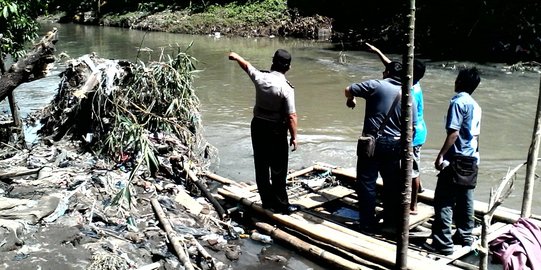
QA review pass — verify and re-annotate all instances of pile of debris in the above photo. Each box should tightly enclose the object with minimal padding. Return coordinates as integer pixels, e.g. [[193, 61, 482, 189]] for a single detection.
[[0, 48, 248, 269]]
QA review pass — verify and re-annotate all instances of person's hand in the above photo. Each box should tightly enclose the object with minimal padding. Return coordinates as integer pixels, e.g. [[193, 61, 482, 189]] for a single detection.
[[290, 137, 298, 151], [228, 52, 239, 61], [434, 154, 444, 170], [346, 98, 356, 109]]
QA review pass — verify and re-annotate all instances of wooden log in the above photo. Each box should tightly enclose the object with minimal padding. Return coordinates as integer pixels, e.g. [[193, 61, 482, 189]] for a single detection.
[[150, 198, 194, 270], [256, 221, 370, 270]]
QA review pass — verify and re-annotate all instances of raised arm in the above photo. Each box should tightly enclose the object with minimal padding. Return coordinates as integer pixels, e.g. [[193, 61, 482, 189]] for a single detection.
[[228, 52, 250, 72], [365, 42, 391, 65]]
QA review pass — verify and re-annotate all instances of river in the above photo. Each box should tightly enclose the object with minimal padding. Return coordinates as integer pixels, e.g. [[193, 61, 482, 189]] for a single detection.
[[6, 21, 541, 269]]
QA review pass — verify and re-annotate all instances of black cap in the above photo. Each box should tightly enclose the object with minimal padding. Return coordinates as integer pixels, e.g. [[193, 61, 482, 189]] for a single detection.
[[413, 59, 426, 83], [273, 49, 291, 67], [384, 61, 403, 80]]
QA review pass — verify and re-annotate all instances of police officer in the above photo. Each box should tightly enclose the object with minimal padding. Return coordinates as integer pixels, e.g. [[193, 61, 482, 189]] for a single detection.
[[228, 49, 299, 214]]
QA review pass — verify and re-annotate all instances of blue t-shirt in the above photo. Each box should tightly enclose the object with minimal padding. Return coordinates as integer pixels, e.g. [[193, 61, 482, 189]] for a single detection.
[[444, 91, 482, 162], [412, 83, 427, 146]]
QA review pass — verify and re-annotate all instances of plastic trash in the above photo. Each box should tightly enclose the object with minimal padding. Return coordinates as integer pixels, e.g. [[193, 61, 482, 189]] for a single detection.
[[233, 226, 245, 234], [251, 232, 272, 243], [441, 160, 450, 170]]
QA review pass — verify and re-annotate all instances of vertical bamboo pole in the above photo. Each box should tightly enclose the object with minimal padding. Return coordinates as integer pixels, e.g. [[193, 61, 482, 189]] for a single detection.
[[521, 75, 541, 217], [397, 0, 416, 268]]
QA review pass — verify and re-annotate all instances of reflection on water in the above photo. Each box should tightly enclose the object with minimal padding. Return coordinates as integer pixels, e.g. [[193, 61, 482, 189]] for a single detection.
[[10, 22, 541, 215]]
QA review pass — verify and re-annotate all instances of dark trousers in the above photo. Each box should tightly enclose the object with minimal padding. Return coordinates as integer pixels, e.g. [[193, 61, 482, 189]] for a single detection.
[[251, 117, 289, 211], [431, 167, 475, 251], [356, 136, 401, 229]]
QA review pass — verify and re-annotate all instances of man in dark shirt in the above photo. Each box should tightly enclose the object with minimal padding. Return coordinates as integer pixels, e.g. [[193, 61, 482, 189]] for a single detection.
[[344, 62, 417, 232]]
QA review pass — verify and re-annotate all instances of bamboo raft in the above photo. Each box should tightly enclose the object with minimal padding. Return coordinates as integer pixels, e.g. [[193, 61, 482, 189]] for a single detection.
[[206, 163, 536, 270]]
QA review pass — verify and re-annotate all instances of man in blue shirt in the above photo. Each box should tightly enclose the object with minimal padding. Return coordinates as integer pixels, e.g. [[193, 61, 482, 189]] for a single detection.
[[344, 61, 417, 232], [426, 67, 481, 255]]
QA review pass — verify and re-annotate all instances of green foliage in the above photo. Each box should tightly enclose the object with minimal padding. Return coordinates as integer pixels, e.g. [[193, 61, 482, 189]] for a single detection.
[[0, 0, 48, 59], [95, 46, 202, 168], [205, 0, 288, 24]]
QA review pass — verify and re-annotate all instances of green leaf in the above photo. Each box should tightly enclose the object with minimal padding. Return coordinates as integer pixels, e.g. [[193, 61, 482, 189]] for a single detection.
[[110, 188, 125, 207], [3, 6, 8, 18], [9, 3, 17, 14]]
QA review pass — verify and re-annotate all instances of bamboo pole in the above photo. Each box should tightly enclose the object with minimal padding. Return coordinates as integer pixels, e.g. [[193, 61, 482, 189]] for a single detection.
[[256, 222, 370, 270], [192, 239, 217, 270], [522, 75, 541, 217], [204, 172, 243, 187], [397, 0, 417, 268], [150, 198, 194, 270]]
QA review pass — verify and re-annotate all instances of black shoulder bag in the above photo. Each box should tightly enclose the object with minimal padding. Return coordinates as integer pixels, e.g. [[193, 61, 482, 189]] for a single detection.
[[448, 155, 479, 188], [357, 92, 401, 158]]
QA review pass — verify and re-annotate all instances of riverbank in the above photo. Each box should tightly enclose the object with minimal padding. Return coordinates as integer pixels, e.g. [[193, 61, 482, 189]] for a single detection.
[[40, 3, 333, 41]]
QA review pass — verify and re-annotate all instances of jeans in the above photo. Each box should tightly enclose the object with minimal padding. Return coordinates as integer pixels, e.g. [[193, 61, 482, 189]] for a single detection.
[[431, 167, 475, 250], [356, 135, 401, 229]]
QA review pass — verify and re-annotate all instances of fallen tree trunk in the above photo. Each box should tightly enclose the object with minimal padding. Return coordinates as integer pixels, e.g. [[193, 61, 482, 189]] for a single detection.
[[0, 28, 58, 101]]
